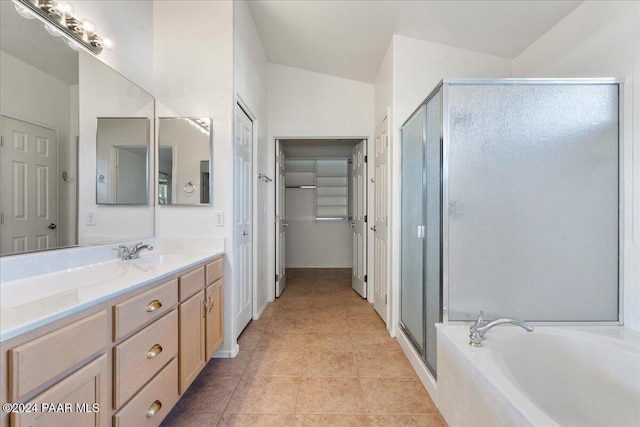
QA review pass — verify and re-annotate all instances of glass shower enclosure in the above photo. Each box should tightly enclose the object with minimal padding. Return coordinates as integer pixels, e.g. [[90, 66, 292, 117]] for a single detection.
[[400, 79, 621, 378]]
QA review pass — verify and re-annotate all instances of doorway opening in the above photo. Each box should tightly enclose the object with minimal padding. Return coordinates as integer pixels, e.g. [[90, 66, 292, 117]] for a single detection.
[[275, 138, 367, 299]]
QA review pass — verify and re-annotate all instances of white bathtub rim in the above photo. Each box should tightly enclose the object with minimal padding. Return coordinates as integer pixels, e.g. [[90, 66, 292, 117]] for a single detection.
[[437, 324, 557, 426], [436, 324, 640, 427]]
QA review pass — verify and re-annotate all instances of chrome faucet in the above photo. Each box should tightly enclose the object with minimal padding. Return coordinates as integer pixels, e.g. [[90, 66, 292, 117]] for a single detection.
[[469, 311, 534, 347], [119, 242, 154, 260]]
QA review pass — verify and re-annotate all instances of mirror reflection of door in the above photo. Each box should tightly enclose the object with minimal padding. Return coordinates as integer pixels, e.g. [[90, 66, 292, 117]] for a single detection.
[[158, 146, 174, 204], [96, 117, 150, 205], [200, 161, 210, 204], [0, 116, 58, 254], [114, 146, 147, 204]]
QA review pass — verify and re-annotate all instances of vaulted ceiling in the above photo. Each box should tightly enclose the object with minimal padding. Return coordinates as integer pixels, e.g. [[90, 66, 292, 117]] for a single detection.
[[247, 0, 583, 83]]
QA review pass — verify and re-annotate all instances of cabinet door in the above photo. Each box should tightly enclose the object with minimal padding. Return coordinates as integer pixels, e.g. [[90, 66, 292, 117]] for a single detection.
[[178, 290, 206, 394], [205, 279, 224, 360], [13, 355, 108, 427]]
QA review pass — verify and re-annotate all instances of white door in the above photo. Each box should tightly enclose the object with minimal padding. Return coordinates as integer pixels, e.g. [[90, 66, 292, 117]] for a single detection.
[[351, 140, 367, 298], [0, 116, 58, 255], [234, 104, 253, 336], [275, 141, 288, 297], [373, 116, 390, 323]]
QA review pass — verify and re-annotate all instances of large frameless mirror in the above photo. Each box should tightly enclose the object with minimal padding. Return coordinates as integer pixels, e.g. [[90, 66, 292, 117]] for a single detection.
[[157, 117, 212, 205], [0, 0, 155, 255]]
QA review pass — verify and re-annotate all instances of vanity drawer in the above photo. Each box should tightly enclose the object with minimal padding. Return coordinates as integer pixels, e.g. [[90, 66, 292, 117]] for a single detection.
[[8, 310, 108, 402], [179, 266, 205, 301], [113, 309, 178, 408], [113, 279, 177, 341], [205, 257, 223, 285], [113, 358, 179, 427]]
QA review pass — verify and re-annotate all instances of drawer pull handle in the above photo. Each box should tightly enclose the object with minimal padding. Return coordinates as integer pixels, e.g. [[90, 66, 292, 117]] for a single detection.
[[202, 300, 207, 318], [208, 296, 214, 312], [146, 400, 162, 418], [147, 344, 163, 359], [146, 300, 162, 312]]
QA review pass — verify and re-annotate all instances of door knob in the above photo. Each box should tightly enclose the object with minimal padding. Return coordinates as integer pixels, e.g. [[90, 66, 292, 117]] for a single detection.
[[48, 223, 57, 229], [350, 223, 355, 228], [282, 223, 289, 228], [242, 230, 248, 236], [370, 226, 376, 232]]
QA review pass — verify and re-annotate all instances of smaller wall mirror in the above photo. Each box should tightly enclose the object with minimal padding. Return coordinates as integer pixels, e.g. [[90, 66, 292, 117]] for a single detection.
[[96, 118, 150, 205], [158, 117, 212, 205]]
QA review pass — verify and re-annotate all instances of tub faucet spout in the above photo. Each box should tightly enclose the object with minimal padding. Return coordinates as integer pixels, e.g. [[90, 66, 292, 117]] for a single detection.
[[469, 313, 533, 347]]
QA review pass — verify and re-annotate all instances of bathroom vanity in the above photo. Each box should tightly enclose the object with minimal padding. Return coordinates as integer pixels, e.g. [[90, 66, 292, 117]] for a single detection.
[[0, 250, 224, 427]]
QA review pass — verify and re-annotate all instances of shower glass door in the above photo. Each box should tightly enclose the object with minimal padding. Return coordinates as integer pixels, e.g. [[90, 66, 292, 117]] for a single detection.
[[400, 106, 426, 354]]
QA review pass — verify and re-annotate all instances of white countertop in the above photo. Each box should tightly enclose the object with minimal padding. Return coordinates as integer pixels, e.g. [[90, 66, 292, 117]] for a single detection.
[[0, 239, 225, 342]]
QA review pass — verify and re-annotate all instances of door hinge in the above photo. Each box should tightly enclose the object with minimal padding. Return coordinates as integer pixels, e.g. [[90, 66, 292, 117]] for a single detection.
[[275, 155, 279, 163], [0, 212, 4, 225], [364, 274, 367, 283], [364, 215, 367, 223], [364, 155, 368, 163], [385, 294, 387, 304], [275, 274, 279, 282], [0, 136, 4, 147]]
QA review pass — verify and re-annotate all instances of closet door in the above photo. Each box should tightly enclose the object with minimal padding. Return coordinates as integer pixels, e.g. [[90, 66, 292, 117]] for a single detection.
[[400, 106, 426, 353]]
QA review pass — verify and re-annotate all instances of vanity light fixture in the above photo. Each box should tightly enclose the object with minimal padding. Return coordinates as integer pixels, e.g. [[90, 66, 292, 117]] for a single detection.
[[12, 0, 112, 55], [186, 118, 211, 136]]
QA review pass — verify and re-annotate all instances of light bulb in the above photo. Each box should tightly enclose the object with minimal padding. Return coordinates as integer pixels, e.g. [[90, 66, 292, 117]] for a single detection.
[[54, 1, 73, 15], [66, 39, 80, 51], [102, 38, 114, 49], [14, 3, 36, 19], [44, 23, 62, 37], [80, 19, 96, 33]]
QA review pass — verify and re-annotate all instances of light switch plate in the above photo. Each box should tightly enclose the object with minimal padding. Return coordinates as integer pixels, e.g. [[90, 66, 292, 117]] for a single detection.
[[214, 211, 224, 226], [86, 211, 96, 226]]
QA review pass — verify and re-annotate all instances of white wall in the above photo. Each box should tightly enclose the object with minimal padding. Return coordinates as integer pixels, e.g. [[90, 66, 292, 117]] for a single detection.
[[386, 35, 512, 335], [269, 63, 374, 137], [78, 52, 154, 244], [513, 1, 640, 331], [0, 52, 75, 247], [375, 42, 393, 128], [153, 1, 237, 355], [70, 1, 153, 94], [234, 0, 270, 320], [268, 64, 374, 289]]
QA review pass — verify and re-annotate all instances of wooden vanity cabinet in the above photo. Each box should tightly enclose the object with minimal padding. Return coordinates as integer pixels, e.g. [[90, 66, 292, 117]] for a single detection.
[[205, 279, 224, 360], [178, 258, 224, 393], [1, 255, 224, 427], [178, 290, 206, 393], [12, 355, 108, 427], [205, 258, 224, 360]]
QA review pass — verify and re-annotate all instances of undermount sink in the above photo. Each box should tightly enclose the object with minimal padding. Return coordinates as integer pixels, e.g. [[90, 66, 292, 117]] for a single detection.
[[133, 253, 190, 265]]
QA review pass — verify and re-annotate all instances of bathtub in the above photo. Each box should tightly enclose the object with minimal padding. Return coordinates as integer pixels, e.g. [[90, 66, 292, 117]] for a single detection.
[[436, 324, 640, 427]]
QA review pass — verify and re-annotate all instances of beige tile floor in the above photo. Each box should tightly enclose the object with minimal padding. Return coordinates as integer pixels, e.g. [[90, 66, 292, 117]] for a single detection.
[[162, 268, 447, 427]]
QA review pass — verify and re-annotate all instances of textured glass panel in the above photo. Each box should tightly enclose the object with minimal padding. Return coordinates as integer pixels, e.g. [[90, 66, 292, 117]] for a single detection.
[[447, 83, 619, 322], [424, 90, 441, 375], [401, 106, 425, 351]]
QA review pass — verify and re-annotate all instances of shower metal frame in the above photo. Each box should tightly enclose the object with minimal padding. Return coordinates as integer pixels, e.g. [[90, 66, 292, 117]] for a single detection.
[[399, 78, 625, 340]]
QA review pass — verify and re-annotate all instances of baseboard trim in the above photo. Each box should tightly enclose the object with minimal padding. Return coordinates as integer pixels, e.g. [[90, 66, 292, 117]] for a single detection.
[[254, 298, 269, 320], [213, 343, 240, 359], [397, 328, 438, 406]]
